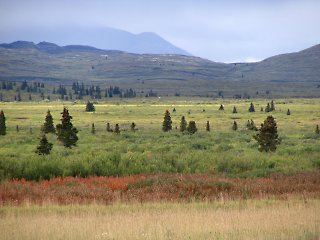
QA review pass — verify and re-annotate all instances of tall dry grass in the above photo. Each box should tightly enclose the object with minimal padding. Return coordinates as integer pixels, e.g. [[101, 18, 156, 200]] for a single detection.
[[0, 199, 319, 240]]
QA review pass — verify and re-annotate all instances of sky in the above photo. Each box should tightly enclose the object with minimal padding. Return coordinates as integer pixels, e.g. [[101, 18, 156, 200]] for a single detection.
[[0, 0, 320, 62]]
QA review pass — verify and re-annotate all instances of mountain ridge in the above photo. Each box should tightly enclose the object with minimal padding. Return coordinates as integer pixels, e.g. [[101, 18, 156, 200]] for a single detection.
[[0, 41, 319, 97]]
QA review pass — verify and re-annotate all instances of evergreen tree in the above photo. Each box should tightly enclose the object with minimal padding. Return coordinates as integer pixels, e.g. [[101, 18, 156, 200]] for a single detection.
[[162, 110, 172, 132], [114, 124, 120, 134], [232, 106, 237, 113], [261, 107, 264, 112], [248, 102, 255, 112], [172, 107, 176, 113], [179, 116, 187, 132], [246, 119, 258, 131], [16, 125, 19, 132], [265, 103, 271, 112], [254, 116, 281, 152], [219, 104, 224, 110], [206, 121, 210, 132], [41, 110, 55, 134], [85, 101, 95, 112], [106, 122, 112, 132], [56, 108, 78, 148], [232, 121, 238, 131], [131, 122, 136, 131], [187, 120, 197, 134], [270, 100, 275, 111], [35, 135, 53, 155], [91, 123, 95, 134], [315, 125, 319, 134], [287, 109, 291, 115], [0, 110, 6, 135]]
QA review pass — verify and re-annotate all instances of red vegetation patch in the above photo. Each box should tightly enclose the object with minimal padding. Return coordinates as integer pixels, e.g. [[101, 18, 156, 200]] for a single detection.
[[0, 172, 319, 205]]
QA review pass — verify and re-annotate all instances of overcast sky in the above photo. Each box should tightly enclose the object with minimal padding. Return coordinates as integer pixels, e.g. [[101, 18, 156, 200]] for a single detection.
[[0, 0, 320, 62]]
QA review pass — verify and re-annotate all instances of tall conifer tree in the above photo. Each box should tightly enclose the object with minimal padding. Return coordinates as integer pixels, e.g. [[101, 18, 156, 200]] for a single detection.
[[162, 110, 172, 132], [180, 116, 187, 132], [35, 135, 53, 155], [0, 110, 6, 135], [42, 110, 55, 134], [254, 116, 281, 152], [56, 107, 78, 148]]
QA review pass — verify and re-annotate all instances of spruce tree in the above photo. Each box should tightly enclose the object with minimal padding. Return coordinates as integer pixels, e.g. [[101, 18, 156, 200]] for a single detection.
[[114, 124, 120, 134], [219, 104, 224, 110], [131, 122, 136, 131], [287, 109, 291, 115], [248, 102, 255, 112], [265, 103, 271, 112], [85, 101, 95, 112], [232, 121, 238, 131], [91, 123, 95, 134], [16, 125, 19, 133], [270, 100, 275, 111], [179, 116, 187, 132], [232, 106, 237, 113], [206, 121, 210, 132], [254, 116, 281, 152], [41, 110, 55, 134], [315, 125, 319, 134], [56, 107, 78, 148], [187, 121, 197, 134], [106, 122, 112, 132], [35, 135, 53, 155], [261, 107, 264, 112], [162, 110, 172, 132], [0, 110, 6, 135]]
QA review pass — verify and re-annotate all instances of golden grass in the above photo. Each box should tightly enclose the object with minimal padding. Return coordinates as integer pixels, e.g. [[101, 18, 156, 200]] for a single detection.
[[0, 199, 319, 240]]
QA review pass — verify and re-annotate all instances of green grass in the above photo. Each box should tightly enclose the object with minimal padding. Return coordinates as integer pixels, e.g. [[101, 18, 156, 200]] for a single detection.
[[0, 98, 319, 180]]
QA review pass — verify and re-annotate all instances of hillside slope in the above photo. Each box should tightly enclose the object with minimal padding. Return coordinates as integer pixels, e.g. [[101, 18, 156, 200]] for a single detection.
[[0, 41, 319, 97]]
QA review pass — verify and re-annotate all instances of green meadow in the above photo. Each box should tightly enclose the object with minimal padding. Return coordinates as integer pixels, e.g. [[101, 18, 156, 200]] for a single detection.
[[0, 98, 319, 180]]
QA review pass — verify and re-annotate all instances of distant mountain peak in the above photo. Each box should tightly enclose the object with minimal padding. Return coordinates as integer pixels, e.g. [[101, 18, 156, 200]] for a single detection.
[[0, 26, 190, 56]]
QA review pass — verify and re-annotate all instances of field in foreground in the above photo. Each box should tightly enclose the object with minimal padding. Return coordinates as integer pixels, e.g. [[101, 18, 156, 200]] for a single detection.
[[0, 199, 319, 240], [0, 98, 320, 180]]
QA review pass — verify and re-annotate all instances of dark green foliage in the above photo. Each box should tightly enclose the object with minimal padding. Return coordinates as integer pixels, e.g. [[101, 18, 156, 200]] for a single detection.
[[35, 135, 53, 155], [315, 125, 320, 134], [91, 123, 95, 134], [287, 109, 291, 115], [270, 100, 275, 111], [179, 116, 187, 132], [265, 103, 271, 112], [114, 124, 120, 134], [261, 107, 264, 112], [131, 122, 136, 131], [254, 116, 281, 152], [219, 104, 224, 110], [56, 107, 78, 148], [106, 122, 112, 132], [187, 120, 197, 134], [162, 110, 172, 132], [232, 121, 238, 131], [16, 125, 19, 132], [172, 107, 176, 113], [248, 102, 255, 112], [232, 106, 237, 113], [247, 119, 258, 131], [85, 101, 95, 112], [41, 110, 55, 134], [0, 110, 6, 135], [206, 121, 210, 132]]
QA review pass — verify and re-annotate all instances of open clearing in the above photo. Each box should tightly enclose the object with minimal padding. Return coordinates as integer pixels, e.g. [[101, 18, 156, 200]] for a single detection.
[[0, 199, 319, 240]]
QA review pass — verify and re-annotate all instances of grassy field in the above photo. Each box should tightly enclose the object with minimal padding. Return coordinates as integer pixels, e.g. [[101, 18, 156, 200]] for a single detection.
[[0, 199, 319, 240], [0, 97, 319, 180]]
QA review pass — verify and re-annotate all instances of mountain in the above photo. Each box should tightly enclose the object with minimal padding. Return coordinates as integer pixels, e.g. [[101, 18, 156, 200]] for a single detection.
[[0, 26, 190, 56], [0, 41, 319, 97]]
